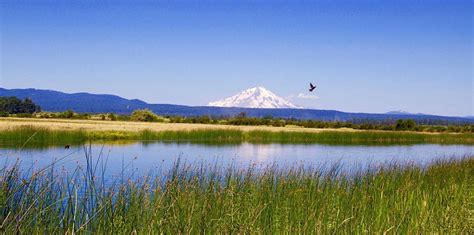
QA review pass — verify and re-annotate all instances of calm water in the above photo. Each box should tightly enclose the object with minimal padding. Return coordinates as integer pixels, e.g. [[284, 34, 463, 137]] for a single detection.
[[0, 142, 472, 180]]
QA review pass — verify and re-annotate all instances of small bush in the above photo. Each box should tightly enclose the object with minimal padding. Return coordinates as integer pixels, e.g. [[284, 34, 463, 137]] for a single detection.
[[130, 109, 159, 122], [395, 119, 417, 131], [108, 113, 117, 121], [58, 110, 74, 119], [75, 113, 90, 120]]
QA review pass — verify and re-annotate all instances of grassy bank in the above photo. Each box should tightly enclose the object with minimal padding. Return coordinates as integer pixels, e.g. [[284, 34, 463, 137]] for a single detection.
[[0, 126, 473, 147], [0, 153, 472, 233]]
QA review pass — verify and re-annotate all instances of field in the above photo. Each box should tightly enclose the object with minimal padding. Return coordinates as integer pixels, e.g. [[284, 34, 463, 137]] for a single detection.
[[1, 118, 473, 146], [0, 117, 354, 133], [0, 152, 472, 234]]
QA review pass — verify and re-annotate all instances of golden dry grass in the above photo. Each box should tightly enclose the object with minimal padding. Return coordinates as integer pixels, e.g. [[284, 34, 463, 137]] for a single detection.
[[0, 117, 357, 133]]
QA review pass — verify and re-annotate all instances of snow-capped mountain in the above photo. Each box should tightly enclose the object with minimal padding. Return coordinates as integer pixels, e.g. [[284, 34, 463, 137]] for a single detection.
[[208, 87, 302, 109], [385, 110, 412, 115], [386, 110, 426, 115]]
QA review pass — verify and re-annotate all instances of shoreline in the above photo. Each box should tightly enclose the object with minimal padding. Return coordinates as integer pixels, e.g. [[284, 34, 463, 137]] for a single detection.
[[0, 119, 472, 145]]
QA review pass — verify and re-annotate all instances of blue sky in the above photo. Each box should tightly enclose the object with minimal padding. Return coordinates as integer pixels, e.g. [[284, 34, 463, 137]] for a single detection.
[[1, 0, 472, 116]]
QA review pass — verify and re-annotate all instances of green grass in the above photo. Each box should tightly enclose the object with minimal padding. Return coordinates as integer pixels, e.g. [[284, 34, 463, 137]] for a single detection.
[[0, 126, 472, 147], [0, 126, 88, 148], [0, 151, 472, 233]]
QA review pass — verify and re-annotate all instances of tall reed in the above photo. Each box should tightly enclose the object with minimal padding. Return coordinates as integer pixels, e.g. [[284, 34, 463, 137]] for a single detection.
[[0, 150, 472, 233]]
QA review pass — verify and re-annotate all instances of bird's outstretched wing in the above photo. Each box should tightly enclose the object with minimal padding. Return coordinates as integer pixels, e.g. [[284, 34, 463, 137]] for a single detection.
[[309, 82, 317, 92]]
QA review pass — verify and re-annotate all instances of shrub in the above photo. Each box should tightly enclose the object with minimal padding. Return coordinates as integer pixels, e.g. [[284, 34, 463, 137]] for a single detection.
[[108, 113, 117, 121], [58, 110, 74, 118], [395, 119, 417, 131], [75, 113, 90, 120], [131, 109, 159, 122]]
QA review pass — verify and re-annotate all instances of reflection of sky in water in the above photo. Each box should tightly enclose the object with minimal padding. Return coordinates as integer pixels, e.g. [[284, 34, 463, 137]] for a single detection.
[[0, 143, 472, 181]]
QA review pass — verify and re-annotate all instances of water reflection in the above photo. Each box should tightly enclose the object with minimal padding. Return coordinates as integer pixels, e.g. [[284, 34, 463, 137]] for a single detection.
[[0, 141, 472, 181], [4, 138, 470, 151]]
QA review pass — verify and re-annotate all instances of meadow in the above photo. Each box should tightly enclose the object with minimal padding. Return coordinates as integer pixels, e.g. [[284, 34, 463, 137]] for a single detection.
[[0, 152, 472, 234]]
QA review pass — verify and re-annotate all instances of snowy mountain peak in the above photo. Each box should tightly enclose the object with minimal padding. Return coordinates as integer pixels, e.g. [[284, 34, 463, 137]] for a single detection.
[[386, 110, 412, 115], [208, 87, 302, 109]]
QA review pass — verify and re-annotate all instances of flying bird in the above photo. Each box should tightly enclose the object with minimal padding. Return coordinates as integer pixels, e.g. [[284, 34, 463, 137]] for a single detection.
[[309, 83, 316, 92]]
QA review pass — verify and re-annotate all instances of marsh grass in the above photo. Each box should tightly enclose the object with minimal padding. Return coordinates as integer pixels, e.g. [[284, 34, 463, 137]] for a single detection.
[[0, 148, 472, 234], [0, 126, 88, 148], [0, 126, 472, 147]]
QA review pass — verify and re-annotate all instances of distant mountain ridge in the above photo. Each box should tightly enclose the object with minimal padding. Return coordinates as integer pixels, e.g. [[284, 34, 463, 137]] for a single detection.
[[1, 87, 472, 124], [0, 88, 149, 113], [208, 87, 301, 109]]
